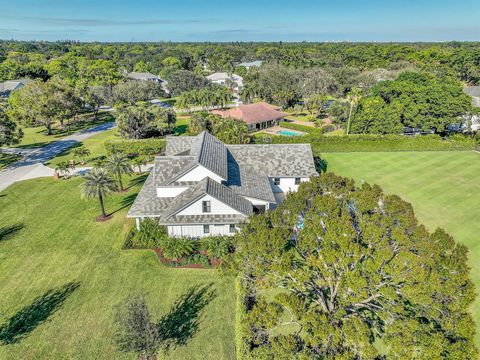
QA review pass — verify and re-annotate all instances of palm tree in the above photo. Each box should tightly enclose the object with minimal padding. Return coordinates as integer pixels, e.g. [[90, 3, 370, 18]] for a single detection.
[[54, 161, 71, 179], [80, 167, 117, 219], [105, 153, 133, 192], [72, 147, 91, 165], [345, 87, 363, 135]]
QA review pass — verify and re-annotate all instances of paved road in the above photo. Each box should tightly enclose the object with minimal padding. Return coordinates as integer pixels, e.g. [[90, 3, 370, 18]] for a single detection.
[[0, 121, 116, 192]]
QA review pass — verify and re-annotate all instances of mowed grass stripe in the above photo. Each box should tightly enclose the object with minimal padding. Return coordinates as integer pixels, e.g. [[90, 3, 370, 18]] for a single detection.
[[323, 151, 480, 345]]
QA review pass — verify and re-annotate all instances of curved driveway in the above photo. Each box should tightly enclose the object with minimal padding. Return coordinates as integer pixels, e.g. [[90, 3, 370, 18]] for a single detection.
[[0, 121, 116, 192]]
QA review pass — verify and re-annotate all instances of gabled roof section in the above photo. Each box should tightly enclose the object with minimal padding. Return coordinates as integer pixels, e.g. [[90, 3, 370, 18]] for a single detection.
[[188, 132, 228, 180], [226, 151, 275, 202], [164, 132, 228, 182], [153, 156, 195, 186], [160, 177, 252, 222], [165, 136, 198, 156], [127, 172, 173, 218], [227, 144, 317, 178]]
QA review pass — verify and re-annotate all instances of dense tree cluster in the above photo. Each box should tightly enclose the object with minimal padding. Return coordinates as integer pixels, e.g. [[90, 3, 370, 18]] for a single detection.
[[176, 84, 233, 111], [226, 173, 477, 359], [115, 103, 176, 139], [2, 41, 479, 85], [0, 101, 22, 146], [8, 78, 82, 134], [352, 72, 474, 134]]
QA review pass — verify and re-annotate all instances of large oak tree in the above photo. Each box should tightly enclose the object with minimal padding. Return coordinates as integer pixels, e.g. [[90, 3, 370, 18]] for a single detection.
[[227, 173, 477, 359]]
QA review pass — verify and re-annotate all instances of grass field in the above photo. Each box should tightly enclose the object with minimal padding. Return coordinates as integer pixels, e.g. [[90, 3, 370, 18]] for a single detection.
[[322, 151, 480, 344], [0, 177, 235, 359], [12, 112, 114, 149], [46, 128, 120, 168]]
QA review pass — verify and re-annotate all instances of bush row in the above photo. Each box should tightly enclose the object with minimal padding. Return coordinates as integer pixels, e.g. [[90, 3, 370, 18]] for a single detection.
[[280, 121, 324, 135], [257, 133, 478, 153], [280, 121, 337, 135], [105, 138, 166, 157], [123, 219, 234, 263]]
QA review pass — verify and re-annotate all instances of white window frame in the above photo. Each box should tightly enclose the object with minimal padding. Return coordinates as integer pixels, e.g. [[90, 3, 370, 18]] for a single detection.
[[202, 200, 211, 213]]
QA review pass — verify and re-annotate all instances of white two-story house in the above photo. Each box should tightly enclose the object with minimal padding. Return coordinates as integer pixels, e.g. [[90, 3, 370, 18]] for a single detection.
[[128, 132, 317, 238]]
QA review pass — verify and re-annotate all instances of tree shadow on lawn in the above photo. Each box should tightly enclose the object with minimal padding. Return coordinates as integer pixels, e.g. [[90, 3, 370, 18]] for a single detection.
[[157, 283, 216, 352], [108, 193, 138, 216], [174, 125, 188, 135], [0, 282, 80, 345], [0, 223, 24, 242], [128, 173, 149, 189]]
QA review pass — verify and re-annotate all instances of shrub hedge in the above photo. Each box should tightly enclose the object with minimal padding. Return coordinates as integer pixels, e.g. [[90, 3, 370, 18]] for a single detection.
[[280, 121, 324, 135], [257, 133, 477, 153], [105, 138, 166, 157]]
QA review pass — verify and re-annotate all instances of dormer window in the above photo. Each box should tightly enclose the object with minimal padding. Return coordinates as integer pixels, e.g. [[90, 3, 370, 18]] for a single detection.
[[202, 200, 211, 213]]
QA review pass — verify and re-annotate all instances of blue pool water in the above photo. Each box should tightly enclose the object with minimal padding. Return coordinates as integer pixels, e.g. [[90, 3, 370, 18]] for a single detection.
[[277, 130, 302, 136]]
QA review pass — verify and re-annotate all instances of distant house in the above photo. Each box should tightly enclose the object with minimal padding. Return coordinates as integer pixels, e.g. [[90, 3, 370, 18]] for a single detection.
[[127, 131, 317, 237], [463, 86, 480, 132], [212, 102, 285, 131], [464, 86, 480, 107], [206, 72, 243, 90], [237, 60, 263, 69], [0, 78, 32, 98], [127, 72, 169, 93]]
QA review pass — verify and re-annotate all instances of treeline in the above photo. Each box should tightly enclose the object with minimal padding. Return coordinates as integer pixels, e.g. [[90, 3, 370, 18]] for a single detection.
[[1, 41, 480, 85]]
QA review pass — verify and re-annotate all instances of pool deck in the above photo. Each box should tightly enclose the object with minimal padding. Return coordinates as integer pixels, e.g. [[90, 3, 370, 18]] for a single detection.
[[255, 125, 307, 136]]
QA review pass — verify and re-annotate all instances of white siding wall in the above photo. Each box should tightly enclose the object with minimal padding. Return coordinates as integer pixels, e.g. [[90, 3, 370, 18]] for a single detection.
[[168, 224, 236, 238], [269, 177, 309, 193], [176, 194, 242, 216], [176, 165, 224, 183], [156, 187, 188, 197]]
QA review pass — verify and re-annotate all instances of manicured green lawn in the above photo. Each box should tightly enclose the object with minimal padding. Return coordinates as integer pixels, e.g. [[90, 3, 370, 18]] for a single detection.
[[323, 151, 480, 344], [174, 116, 191, 135], [46, 128, 120, 168], [0, 177, 235, 359], [13, 112, 115, 149]]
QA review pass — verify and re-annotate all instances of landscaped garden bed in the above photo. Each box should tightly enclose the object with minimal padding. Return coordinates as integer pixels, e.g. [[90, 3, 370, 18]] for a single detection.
[[123, 219, 233, 268]]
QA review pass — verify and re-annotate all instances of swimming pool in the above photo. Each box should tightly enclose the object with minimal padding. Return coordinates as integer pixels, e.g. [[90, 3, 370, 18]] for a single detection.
[[277, 130, 302, 136]]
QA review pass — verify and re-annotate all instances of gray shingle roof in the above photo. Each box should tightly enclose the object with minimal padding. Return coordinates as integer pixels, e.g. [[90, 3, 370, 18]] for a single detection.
[[153, 156, 195, 186], [226, 151, 275, 202], [129, 133, 316, 223], [160, 177, 252, 222], [165, 136, 198, 155], [188, 132, 228, 180], [164, 132, 228, 181], [127, 172, 173, 217], [226, 144, 317, 177], [0, 79, 32, 96], [127, 72, 164, 82]]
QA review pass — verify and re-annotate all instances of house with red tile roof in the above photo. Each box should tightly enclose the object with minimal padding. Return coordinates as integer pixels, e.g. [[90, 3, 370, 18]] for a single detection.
[[212, 102, 286, 131]]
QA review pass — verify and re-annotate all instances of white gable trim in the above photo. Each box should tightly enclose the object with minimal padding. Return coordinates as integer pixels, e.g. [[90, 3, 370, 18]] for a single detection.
[[175, 164, 225, 183], [176, 194, 243, 216]]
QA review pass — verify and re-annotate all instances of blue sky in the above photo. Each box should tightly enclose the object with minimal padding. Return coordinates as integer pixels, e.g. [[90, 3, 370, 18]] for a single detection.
[[0, 0, 479, 42]]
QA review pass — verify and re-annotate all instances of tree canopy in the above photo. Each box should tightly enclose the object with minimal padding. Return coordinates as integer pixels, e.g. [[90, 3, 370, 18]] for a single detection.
[[352, 72, 473, 134], [226, 173, 477, 359], [115, 103, 176, 139]]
